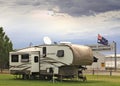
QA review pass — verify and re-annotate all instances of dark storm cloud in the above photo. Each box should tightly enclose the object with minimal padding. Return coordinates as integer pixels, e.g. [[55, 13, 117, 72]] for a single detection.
[[0, 0, 120, 16], [53, 0, 120, 16]]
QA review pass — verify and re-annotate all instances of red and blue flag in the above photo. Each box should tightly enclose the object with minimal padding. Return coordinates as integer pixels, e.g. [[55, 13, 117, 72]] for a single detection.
[[97, 34, 108, 45]]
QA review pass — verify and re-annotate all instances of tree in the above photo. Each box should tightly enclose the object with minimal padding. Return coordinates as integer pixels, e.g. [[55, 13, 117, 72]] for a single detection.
[[0, 27, 13, 72]]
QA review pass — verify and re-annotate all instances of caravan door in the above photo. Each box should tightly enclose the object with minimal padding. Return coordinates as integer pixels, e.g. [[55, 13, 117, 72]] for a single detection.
[[31, 51, 41, 73]]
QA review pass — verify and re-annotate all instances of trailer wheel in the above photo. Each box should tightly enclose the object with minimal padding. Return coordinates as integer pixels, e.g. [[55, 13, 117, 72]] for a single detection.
[[39, 75, 46, 80], [30, 75, 35, 80], [47, 76, 52, 80], [57, 75, 63, 82], [83, 76, 87, 82], [22, 74, 29, 80]]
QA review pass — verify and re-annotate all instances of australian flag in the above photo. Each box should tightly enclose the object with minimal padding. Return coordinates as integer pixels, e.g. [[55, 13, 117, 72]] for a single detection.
[[97, 34, 108, 45]]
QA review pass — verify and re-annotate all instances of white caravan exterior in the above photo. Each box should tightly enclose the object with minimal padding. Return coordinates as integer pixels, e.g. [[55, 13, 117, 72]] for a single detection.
[[9, 44, 93, 80]]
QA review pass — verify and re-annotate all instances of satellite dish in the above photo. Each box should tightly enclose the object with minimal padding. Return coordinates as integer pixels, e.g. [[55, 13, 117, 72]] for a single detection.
[[43, 37, 52, 44]]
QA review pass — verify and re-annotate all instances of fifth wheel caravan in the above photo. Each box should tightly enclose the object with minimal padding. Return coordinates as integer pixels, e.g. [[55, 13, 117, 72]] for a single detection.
[[9, 44, 93, 81]]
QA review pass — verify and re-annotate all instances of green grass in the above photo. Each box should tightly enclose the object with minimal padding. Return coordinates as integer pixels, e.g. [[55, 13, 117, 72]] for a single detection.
[[0, 74, 120, 86]]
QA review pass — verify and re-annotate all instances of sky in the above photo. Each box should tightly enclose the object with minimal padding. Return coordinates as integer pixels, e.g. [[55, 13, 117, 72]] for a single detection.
[[0, 0, 120, 54]]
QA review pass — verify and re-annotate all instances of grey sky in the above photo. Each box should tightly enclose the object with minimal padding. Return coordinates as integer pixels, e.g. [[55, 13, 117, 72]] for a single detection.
[[0, 0, 120, 53], [0, 0, 120, 16]]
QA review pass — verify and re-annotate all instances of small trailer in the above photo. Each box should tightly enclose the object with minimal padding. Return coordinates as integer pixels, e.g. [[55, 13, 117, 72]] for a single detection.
[[9, 43, 93, 81]]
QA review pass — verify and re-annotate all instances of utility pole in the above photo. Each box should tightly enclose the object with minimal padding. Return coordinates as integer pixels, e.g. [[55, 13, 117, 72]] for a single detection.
[[38, 51, 41, 79], [113, 41, 117, 71]]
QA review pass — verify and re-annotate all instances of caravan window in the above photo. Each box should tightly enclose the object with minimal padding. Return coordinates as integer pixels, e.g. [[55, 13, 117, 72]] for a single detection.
[[21, 54, 29, 62], [57, 50, 64, 57], [34, 56, 38, 63], [43, 47, 46, 57], [11, 55, 19, 62]]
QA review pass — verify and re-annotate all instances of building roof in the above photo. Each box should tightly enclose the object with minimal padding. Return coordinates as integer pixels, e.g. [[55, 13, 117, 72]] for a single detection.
[[106, 54, 120, 58]]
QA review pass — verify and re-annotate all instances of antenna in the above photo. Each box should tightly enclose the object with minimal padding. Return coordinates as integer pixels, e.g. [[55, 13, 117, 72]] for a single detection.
[[29, 42, 33, 47], [43, 37, 52, 44]]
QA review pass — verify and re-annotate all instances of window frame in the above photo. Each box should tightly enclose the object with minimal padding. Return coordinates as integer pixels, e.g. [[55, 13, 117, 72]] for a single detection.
[[57, 50, 64, 57], [21, 54, 29, 62], [43, 47, 47, 57], [11, 55, 19, 62], [34, 56, 39, 63]]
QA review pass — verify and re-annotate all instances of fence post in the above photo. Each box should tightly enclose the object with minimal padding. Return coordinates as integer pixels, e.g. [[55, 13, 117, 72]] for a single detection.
[[110, 70, 112, 76], [92, 69, 95, 75]]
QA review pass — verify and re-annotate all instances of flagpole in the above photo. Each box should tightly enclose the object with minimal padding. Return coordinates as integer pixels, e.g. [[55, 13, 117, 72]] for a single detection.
[[113, 41, 117, 71], [97, 34, 100, 49]]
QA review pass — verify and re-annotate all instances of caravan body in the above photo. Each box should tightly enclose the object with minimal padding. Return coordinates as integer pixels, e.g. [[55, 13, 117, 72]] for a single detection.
[[9, 44, 93, 80]]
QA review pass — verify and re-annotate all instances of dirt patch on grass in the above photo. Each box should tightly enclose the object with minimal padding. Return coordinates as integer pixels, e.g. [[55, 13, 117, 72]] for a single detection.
[[0, 69, 9, 74]]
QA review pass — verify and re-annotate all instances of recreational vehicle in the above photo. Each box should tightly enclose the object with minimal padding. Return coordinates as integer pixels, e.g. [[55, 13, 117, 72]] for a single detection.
[[9, 43, 93, 81]]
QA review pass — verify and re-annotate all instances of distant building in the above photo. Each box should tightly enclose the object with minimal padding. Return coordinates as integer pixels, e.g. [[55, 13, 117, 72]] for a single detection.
[[105, 54, 120, 70], [86, 43, 114, 70], [87, 54, 120, 71], [87, 51, 105, 70]]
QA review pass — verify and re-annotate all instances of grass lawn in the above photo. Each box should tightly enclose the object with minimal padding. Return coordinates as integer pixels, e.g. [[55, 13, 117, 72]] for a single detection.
[[0, 74, 120, 86]]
